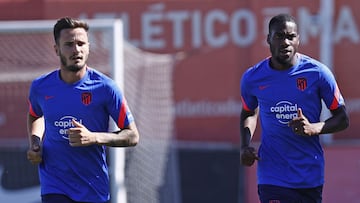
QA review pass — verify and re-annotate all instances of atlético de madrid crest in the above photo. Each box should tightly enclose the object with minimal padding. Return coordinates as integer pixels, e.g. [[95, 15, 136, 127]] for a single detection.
[[81, 92, 92, 106], [296, 77, 307, 91]]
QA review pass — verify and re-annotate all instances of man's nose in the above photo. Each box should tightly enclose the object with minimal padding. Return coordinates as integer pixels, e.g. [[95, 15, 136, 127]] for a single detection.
[[73, 44, 81, 52]]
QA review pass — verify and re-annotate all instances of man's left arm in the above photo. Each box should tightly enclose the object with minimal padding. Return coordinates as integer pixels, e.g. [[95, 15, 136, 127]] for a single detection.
[[68, 119, 139, 147], [289, 106, 349, 136], [320, 105, 349, 134]]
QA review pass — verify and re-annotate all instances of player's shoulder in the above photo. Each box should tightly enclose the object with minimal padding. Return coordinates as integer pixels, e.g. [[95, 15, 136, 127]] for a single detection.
[[31, 69, 59, 87], [297, 54, 337, 82], [87, 67, 113, 81], [87, 67, 107, 77], [298, 54, 328, 70], [243, 57, 270, 78], [87, 67, 118, 87]]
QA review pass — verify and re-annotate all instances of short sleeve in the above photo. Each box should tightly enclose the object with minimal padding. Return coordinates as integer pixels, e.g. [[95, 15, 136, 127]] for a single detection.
[[106, 80, 134, 129], [319, 66, 345, 110], [28, 81, 43, 117], [240, 70, 258, 111]]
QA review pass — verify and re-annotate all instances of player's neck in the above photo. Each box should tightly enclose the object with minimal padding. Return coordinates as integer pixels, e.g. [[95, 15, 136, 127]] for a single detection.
[[270, 53, 299, 71], [59, 65, 87, 84]]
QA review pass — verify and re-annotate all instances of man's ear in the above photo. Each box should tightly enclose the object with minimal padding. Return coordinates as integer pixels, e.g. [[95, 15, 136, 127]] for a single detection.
[[266, 34, 270, 45], [54, 44, 59, 56], [296, 35, 300, 46]]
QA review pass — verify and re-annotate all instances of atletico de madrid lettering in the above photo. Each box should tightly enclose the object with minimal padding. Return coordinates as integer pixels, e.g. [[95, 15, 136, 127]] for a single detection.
[[81, 92, 92, 106], [296, 77, 307, 91]]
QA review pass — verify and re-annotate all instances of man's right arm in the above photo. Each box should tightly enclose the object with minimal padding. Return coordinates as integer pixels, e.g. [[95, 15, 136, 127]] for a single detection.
[[240, 108, 259, 166], [27, 114, 44, 144], [240, 108, 258, 147], [27, 114, 44, 164]]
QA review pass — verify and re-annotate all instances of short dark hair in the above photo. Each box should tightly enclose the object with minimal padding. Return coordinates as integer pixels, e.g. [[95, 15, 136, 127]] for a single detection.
[[268, 14, 297, 32], [53, 17, 89, 44]]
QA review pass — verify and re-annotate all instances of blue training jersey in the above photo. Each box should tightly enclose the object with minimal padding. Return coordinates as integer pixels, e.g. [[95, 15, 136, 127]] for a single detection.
[[28, 67, 134, 202], [240, 54, 345, 188]]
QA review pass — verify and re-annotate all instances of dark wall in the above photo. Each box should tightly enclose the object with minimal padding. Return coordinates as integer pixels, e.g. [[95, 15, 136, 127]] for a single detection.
[[178, 147, 243, 203]]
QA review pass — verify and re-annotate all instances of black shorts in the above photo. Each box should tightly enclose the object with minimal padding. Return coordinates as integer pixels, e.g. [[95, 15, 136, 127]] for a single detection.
[[258, 184, 323, 203], [41, 194, 108, 203]]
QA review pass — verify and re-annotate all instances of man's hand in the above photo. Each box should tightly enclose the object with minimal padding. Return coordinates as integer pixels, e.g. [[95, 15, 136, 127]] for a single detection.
[[240, 146, 259, 166], [27, 135, 42, 164], [288, 108, 322, 136], [68, 119, 97, 146]]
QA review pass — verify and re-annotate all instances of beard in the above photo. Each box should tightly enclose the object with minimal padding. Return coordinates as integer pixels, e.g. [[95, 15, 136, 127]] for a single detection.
[[275, 55, 292, 65], [60, 53, 86, 72], [270, 48, 295, 68]]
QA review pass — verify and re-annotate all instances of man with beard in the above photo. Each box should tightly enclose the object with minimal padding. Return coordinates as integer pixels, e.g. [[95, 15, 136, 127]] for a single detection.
[[26, 17, 140, 203], [239, 14, 349, 203]]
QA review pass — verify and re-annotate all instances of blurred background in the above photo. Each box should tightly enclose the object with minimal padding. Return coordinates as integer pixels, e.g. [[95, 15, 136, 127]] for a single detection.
[[0, 0, 360, 202]]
